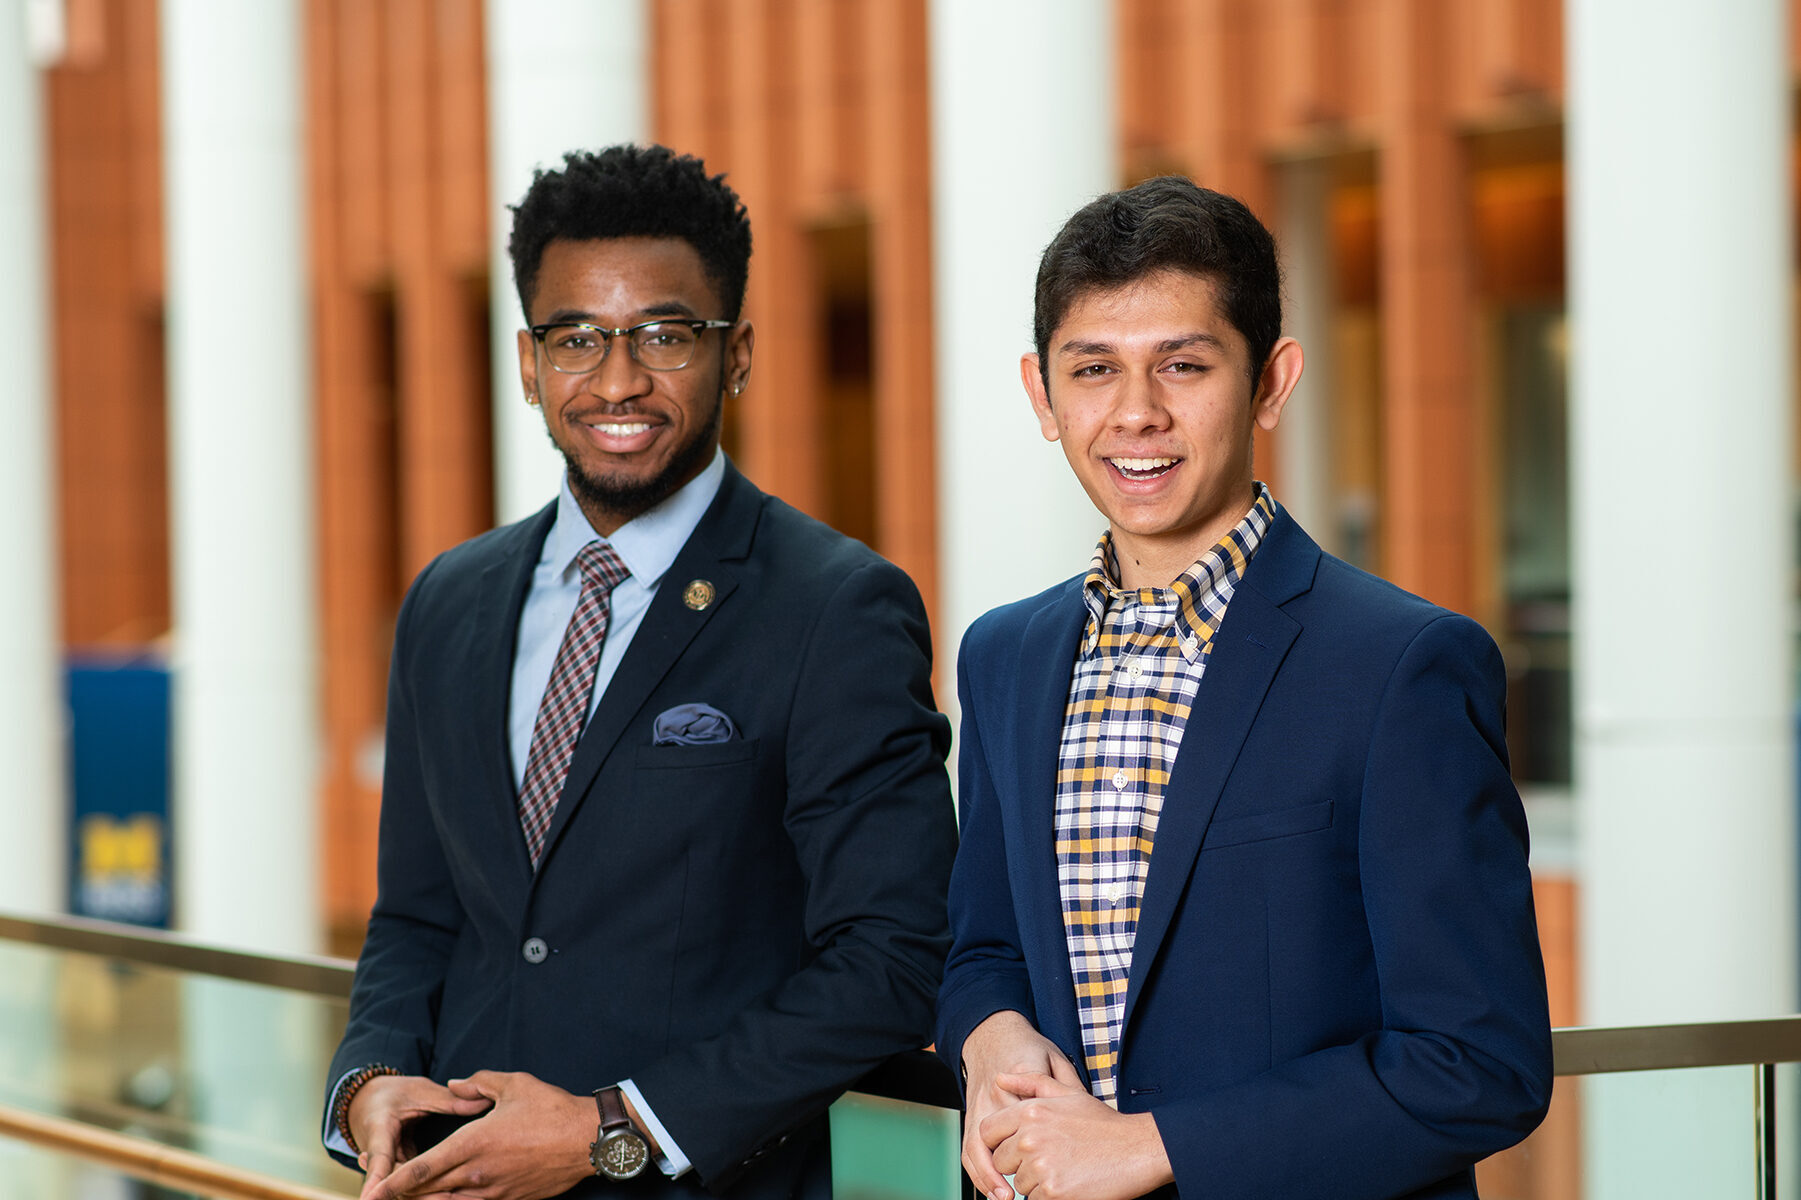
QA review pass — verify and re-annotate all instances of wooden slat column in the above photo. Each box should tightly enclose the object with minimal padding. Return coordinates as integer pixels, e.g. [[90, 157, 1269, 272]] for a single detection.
[[865, 0, 937, 622], [47, 0, 170, 648], [1374, 0, 1477, 614], [386, 0, 491, 581], [722, 0, 824, 515], [309, 0, 396, 951]]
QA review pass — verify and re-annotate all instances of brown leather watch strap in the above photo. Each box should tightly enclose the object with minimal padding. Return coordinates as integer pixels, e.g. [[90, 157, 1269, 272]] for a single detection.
[[595, 1086, 630, 1132]]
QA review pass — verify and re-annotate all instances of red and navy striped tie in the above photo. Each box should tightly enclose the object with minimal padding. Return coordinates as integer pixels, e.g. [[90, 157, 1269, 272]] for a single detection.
[[517, 541, 630, 868]]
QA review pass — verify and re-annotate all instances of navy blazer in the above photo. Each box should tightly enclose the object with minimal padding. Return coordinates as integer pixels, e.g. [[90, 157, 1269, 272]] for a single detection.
[[936, 508, 1551, 1200], [328, 463, 958, 1199]]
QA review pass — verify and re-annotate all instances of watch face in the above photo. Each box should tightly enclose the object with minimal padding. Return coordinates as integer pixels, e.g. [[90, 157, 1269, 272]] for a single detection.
[[596, 1129, 650, 1180]]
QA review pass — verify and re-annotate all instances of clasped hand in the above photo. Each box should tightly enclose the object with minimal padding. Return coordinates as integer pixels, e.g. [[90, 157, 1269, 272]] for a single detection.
[[350, 1070, 594, 1200], [960, 1012, 1173, 1200]]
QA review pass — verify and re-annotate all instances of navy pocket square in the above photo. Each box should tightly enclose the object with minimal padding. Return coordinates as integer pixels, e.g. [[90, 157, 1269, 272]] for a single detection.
[[652, 703, 739, 746]]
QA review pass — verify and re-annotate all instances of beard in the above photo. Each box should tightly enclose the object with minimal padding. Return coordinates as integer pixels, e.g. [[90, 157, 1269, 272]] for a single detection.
[[557, 362, 727, 526]]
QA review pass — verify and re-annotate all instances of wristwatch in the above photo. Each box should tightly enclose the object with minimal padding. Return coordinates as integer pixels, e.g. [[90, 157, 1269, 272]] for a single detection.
[[590, 1086, 651, 1181]]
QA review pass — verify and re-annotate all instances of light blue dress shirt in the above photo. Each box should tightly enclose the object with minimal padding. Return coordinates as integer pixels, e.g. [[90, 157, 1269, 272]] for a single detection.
[[508, 450, 725, 791]]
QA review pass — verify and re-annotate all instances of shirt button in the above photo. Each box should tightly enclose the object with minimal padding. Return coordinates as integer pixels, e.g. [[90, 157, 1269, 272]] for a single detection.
[[522, 937, 549, 964], [1103, 880, 1129, 904], [1112, 769, 1129, 790], [1127, 661, 1144, 679]]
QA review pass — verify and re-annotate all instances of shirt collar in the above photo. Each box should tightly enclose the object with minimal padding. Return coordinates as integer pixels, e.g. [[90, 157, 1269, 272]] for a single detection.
[[1080, 482, 1277, 660], [544, 449, 727, 588]]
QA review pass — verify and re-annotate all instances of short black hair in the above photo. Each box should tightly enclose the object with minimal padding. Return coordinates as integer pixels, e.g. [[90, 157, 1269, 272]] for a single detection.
[[508, 144, 753, 321], [1034, 177, 1281, 390]]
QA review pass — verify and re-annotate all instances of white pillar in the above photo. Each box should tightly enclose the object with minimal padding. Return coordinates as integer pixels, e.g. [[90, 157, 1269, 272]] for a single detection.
[[0, 0, 64, 915], [487, 0, 647, 524], [162, 0, 317, 954], [1568, 1, 1794, 1194], [930, 0, 1113, 701], [1275, 158, 1336, 552]]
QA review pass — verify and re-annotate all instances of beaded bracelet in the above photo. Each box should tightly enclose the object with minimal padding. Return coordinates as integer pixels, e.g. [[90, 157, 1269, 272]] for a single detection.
[[334, 1064, 400, 1156]]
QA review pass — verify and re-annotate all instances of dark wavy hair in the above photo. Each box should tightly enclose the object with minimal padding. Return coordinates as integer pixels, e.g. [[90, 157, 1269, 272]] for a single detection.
[[508, 144, 753, 320], [1033, 176, 1281, 389]]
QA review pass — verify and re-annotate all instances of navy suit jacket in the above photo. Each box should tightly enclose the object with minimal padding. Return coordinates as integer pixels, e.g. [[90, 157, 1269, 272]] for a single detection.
[[327, 463, 958, 1199], [936, 508, 1551, 1200]]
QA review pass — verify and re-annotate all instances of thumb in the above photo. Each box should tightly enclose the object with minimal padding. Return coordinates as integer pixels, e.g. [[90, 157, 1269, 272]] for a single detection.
[[446, 1071, 504, 1101], [359, 1150, 393, 1194], [994, 1071, 1079, 1100], [445, 1088, 495, 1115]]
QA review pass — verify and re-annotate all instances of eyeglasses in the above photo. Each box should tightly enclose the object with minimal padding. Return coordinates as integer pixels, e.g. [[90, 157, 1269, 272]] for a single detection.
[[529, 319, 735, 373]]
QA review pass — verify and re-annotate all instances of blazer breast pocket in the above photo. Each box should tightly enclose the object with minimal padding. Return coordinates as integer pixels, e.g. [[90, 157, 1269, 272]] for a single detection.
[[634, 737, 760, 772], [1201, 800, 1334, 851]]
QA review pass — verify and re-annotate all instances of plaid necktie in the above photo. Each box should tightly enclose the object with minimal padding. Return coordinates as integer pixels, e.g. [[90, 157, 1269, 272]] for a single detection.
[[517, 541, 631, 868]]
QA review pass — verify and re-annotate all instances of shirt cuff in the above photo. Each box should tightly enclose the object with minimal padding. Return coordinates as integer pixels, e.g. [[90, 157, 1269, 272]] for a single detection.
[[618, 1079, 691, 1178], [322, 1068, 359, 1157]]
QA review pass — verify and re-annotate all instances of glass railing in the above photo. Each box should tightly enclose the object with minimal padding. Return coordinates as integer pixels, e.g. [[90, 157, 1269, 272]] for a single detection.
[[0, 911, 959, 1200], [2, 910, 1797, 1200]]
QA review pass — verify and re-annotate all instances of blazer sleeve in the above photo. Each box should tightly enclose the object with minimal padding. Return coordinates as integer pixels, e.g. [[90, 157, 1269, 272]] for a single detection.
[[321, 559, 462, 1166], [1155, 614, 1554, 1200], [629, 558, 958, 1188], [935, 622, 1045, 1091]]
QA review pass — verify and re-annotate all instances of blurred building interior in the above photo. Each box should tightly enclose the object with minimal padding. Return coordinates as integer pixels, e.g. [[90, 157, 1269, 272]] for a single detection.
[[2, 1, 1799, 1196]]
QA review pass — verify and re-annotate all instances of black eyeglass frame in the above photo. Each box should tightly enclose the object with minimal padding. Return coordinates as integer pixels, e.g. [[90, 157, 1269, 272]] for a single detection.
[[528, 318, 736, 373]]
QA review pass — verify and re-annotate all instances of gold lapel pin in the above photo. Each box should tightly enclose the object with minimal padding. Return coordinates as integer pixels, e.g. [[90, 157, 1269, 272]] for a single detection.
[[682, 579, 716, 611]]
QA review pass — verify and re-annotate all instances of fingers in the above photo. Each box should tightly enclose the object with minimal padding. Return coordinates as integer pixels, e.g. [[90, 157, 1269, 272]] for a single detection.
[[358, 1119, 401, 1187], [988, 1129, 1025, 1178], [1048, 1051, 1084, 1089], [978, 1100, 1025, 1154], [440, 1081, 496, 1116], [447, 1070, 508, 1098], [1010, 1156, 1044, 1200], [995, 1071, 1078, 1101], [963, 1110, 1014, 1200], [363, 1147, 445, 1200], [360, 1149, 394, 1184]]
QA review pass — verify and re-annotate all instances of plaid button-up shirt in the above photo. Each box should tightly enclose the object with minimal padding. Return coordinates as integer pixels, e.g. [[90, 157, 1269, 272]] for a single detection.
[[1054, 484, 1275, 1104]]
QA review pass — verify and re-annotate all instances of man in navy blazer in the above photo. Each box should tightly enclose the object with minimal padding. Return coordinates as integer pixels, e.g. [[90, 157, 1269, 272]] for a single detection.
[[936, 178, 1551, 1200], [324, 146, 956, 1200]]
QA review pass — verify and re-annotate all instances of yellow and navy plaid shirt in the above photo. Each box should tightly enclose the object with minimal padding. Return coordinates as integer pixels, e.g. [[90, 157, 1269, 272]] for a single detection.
[[1055, 484, 1276, 1105]]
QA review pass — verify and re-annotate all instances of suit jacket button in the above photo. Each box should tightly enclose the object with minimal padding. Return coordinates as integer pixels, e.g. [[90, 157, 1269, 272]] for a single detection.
[[522, 937, 549, 964]]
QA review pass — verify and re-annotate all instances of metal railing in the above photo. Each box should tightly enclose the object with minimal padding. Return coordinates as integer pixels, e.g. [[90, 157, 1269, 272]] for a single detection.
[[1552, 1017, 1801, 1200], [2, 910, 1797, 1199], [0, 1106, 351, 1200], [0, 911, 959, 1199]]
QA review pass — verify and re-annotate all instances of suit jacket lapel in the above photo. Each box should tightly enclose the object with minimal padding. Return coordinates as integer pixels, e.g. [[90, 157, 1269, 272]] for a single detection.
[[1011, 582, 1089, 1062], [472, 505, 557, 881], [534, 465, 759, 869], [1121, 511, 1318, 1030]]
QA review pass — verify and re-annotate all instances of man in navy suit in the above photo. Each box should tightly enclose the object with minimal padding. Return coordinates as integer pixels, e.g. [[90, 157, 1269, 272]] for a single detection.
[[936, 177, 1551, 1200], [323, 145, 957, 1200]]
